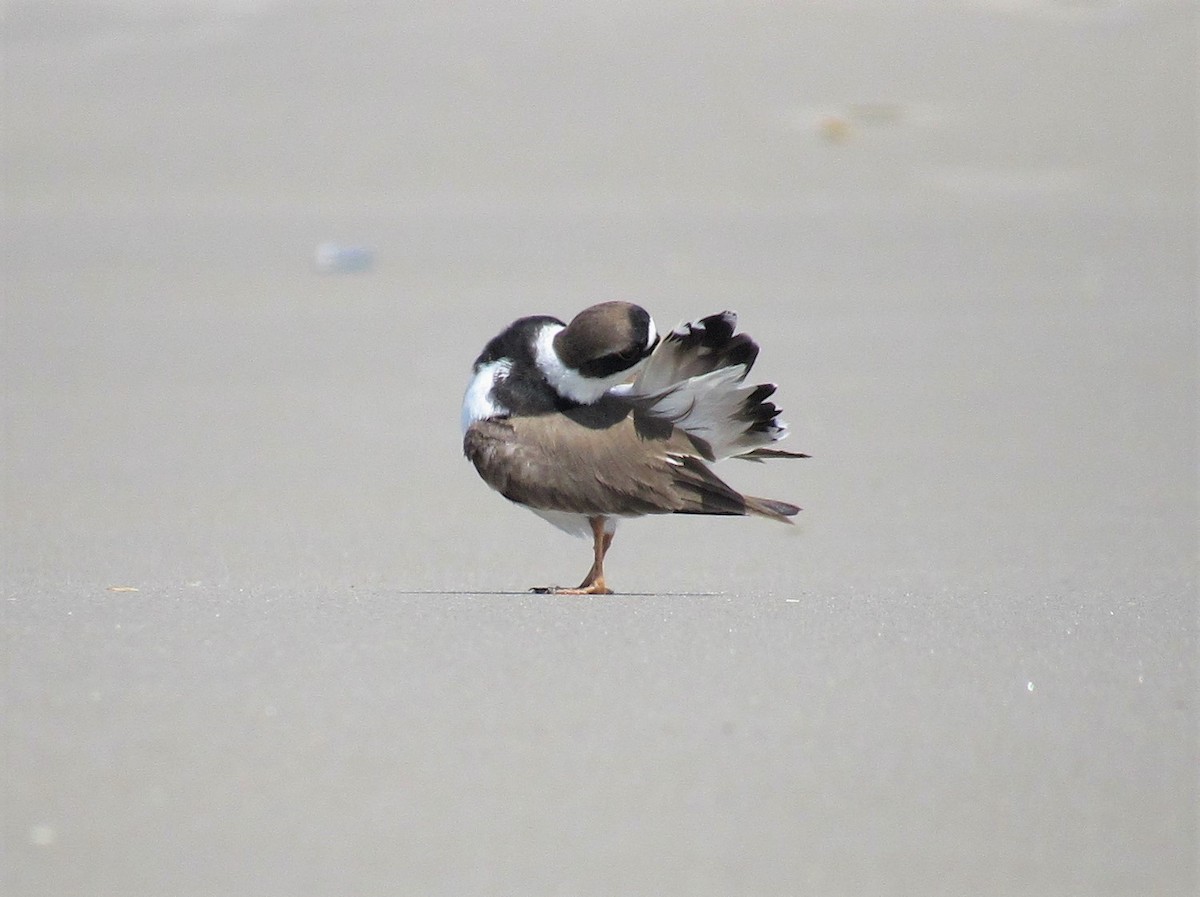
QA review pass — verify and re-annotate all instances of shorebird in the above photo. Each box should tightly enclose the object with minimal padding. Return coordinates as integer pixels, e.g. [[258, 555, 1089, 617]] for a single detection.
[[461, 301, 806, 594]]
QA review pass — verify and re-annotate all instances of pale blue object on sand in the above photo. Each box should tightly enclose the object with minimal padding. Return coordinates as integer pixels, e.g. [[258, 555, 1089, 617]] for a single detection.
[[314, 242, 373, 273]]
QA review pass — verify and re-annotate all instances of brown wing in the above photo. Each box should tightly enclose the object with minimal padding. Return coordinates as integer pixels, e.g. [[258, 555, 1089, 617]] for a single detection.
[[463, 399, 797, 521]]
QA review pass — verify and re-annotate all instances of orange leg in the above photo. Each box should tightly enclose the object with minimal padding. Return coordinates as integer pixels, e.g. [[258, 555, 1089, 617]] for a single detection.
[[532, 517, 615, 595]]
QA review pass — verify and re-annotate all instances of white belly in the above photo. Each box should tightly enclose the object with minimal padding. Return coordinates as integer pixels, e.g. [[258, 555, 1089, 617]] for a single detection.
[[529, 508, 619, 539]]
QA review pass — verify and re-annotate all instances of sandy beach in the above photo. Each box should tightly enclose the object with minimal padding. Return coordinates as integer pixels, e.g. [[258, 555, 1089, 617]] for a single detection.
[[3, 1, 1196, 894]]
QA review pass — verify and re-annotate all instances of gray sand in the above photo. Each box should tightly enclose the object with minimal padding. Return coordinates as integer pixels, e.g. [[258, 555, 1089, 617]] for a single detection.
[[3, 2, 1196, 894]]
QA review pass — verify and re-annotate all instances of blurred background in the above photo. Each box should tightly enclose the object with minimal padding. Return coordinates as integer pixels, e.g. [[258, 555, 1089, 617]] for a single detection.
[[2, 1, 1196, 894]]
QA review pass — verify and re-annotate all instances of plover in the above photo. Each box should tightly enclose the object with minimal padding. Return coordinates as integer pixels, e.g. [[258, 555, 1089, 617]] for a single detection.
[[462, 301, 806, 594]]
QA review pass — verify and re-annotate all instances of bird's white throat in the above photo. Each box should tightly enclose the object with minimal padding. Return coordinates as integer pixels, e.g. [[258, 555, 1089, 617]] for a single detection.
[[461, 359, 512, 433]]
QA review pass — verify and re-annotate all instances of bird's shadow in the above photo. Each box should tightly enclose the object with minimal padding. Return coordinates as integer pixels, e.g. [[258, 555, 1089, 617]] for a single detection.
[[385, 589, 727, 598]]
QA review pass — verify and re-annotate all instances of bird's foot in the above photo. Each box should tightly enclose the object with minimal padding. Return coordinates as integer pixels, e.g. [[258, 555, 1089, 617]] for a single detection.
[[529, 583, 613, 596]]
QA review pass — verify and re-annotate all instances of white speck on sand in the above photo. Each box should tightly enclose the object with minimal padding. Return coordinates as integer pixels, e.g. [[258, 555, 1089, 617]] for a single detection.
[[29, 824, 57, 847]]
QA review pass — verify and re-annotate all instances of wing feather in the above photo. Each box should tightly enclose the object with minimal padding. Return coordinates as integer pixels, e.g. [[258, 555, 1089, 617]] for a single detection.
[[622, 311, 803, 461], [463, 400, 796, 521]]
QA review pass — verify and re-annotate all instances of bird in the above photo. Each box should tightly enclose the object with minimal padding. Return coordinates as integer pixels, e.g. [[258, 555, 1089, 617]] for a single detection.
[[461, 300, 807, 594]]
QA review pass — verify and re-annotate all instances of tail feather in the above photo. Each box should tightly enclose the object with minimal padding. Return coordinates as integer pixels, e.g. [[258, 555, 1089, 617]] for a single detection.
[[669, 455, 801, 523], [744, 495, 801, 523], [736, 447, 811, 462]]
